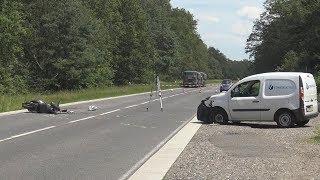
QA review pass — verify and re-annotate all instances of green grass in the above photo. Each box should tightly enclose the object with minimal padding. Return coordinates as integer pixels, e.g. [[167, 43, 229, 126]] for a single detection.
[[0, 83, 180, 113], [311, 93, 319, 143], [312, 127, 320, 143], [207, 79, 222, 84]]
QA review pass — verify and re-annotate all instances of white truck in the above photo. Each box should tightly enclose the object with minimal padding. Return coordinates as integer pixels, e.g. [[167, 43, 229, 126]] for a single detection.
[[197, 72, 319, 128]]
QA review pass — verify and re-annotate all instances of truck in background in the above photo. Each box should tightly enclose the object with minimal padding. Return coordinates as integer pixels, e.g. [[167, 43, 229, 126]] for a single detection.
[[182, 71, 207, 87]]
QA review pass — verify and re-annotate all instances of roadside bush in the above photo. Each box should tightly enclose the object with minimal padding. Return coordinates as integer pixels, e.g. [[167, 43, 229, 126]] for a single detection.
[[316, 73, 320, 92]]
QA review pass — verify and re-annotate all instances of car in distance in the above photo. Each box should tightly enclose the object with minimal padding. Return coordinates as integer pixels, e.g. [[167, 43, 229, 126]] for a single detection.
[[220, 79, 233, 92], [197, 72, 319, 128]]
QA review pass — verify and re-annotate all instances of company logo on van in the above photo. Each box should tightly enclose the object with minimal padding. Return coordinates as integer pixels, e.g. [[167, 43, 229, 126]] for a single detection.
[[306, 83, 316, 90], [269, 85, 274, 90], [268, 84, 295, 90]]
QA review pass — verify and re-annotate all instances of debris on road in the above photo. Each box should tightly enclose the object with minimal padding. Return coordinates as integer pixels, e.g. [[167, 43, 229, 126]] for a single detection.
[[22, 100, 71, 114], [88, 105, 99, 111]]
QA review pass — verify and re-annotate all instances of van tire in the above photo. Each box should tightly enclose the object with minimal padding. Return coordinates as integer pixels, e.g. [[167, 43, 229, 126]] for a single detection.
[[275, 110, 295, 128], [296, 120, 309, 127], [210, 109, 228, 125]]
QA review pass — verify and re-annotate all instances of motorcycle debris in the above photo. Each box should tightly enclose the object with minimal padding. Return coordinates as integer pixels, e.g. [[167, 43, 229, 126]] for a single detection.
[[88, 105, 99, 111]]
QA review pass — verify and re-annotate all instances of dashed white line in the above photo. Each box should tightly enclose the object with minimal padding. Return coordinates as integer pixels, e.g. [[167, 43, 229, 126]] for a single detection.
[[125, 104, 139, 109], [0, 126, 56, 143], [139, 102, 148, 105], [68, 116, 96, 124], [99, 109, 121, 116]]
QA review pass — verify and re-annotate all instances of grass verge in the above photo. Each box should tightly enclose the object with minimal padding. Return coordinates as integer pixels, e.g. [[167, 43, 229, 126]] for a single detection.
[[207, 79, 222, 84], [0, 83, 180, 113], [312, 127, 320, 143]]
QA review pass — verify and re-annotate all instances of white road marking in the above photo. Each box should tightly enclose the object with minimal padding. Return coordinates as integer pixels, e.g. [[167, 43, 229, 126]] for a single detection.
[[99, 109, 121, 116], [68, 116, 96, 123], [121, 123, 131, 126], [125, 104, 139, 109], [0, 126, 56, 143], [120, 123, 147, 129], [139, 102, 149, 105]]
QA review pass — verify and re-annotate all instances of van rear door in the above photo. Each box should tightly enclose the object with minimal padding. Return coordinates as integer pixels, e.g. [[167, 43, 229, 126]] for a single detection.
[[300, 74, 318, 116]]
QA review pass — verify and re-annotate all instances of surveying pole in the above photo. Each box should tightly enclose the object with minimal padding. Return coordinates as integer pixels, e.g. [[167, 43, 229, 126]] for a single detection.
[[157, 76, 163, 112], [146, 85, 153, 112]]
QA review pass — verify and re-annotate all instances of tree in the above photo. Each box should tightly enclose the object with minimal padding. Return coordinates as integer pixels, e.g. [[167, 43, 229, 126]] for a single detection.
[[112, 0, 156, 85], [0, 0, 253, 94], [247, 0, 320, 74], [0, 0, 28, 94], [22, 0, 113, 91]]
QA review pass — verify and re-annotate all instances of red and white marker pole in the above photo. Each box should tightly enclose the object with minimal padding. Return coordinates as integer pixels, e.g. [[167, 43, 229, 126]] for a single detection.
[[157, 76, 163, 112]]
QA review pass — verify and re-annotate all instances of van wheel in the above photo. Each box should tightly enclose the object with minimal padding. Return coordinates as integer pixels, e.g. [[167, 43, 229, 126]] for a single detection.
[[275, 110, 295, 128], [210, 109, 228, 125], [296, 120, 309, 127]]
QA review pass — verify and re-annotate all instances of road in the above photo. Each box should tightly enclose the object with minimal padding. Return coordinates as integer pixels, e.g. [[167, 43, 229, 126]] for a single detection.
[[0, 86, 215, 180]]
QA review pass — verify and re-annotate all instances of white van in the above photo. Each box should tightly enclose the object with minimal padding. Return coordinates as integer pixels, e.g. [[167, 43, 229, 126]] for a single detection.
[[198, 72, 319, 128]]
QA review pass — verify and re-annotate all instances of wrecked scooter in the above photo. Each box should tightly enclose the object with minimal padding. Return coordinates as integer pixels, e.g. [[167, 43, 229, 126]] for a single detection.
[[22, 100, 63, 114]]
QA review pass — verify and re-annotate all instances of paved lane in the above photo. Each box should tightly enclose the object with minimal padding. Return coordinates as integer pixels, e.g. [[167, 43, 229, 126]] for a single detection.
[[0, 86, 216, 180]]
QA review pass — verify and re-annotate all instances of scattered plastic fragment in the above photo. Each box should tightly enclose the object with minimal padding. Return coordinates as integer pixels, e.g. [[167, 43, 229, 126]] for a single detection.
[[88, 105, 99, 111]]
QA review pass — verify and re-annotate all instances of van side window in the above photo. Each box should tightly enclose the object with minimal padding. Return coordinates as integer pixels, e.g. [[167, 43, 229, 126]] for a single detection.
[[231, 80, 261, 97]]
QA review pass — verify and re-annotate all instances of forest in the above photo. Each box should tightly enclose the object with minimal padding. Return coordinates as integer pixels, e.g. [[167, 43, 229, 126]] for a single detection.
[[0, 0, 251, 94], [246, 0, 320, 89]]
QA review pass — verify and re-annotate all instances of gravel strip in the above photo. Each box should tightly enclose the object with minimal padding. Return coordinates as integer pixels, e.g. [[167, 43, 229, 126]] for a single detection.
[[164, 118, 320, 180]]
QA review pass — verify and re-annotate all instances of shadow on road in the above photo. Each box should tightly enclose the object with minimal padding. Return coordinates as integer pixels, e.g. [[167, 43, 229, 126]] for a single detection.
[[228, 123, 310, 129], [193, 121, 311, 129]]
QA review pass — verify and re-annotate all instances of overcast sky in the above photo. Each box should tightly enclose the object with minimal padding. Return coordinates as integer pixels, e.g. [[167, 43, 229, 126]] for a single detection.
[[171, 0, 265, 61]]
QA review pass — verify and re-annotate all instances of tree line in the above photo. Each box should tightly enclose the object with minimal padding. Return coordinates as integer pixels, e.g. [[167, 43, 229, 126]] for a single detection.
[[0, 0, 251, 94], [246, 0, 320, 88]]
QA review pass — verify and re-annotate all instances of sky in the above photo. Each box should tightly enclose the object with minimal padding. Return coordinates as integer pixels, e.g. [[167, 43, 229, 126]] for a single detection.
[[171, 0, 265, 61]]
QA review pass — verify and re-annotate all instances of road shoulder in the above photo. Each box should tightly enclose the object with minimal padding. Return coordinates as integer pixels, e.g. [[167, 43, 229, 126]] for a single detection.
[[164, 119, 320, 179]]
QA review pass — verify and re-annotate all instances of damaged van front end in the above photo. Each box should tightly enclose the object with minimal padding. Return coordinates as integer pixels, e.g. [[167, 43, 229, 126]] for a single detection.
[[197, 97, 212, 123], [197, 92, 228, 124]]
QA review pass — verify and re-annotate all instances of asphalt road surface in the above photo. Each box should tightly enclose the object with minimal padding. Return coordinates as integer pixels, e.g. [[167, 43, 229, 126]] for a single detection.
[[0, 86, 215, 180]]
